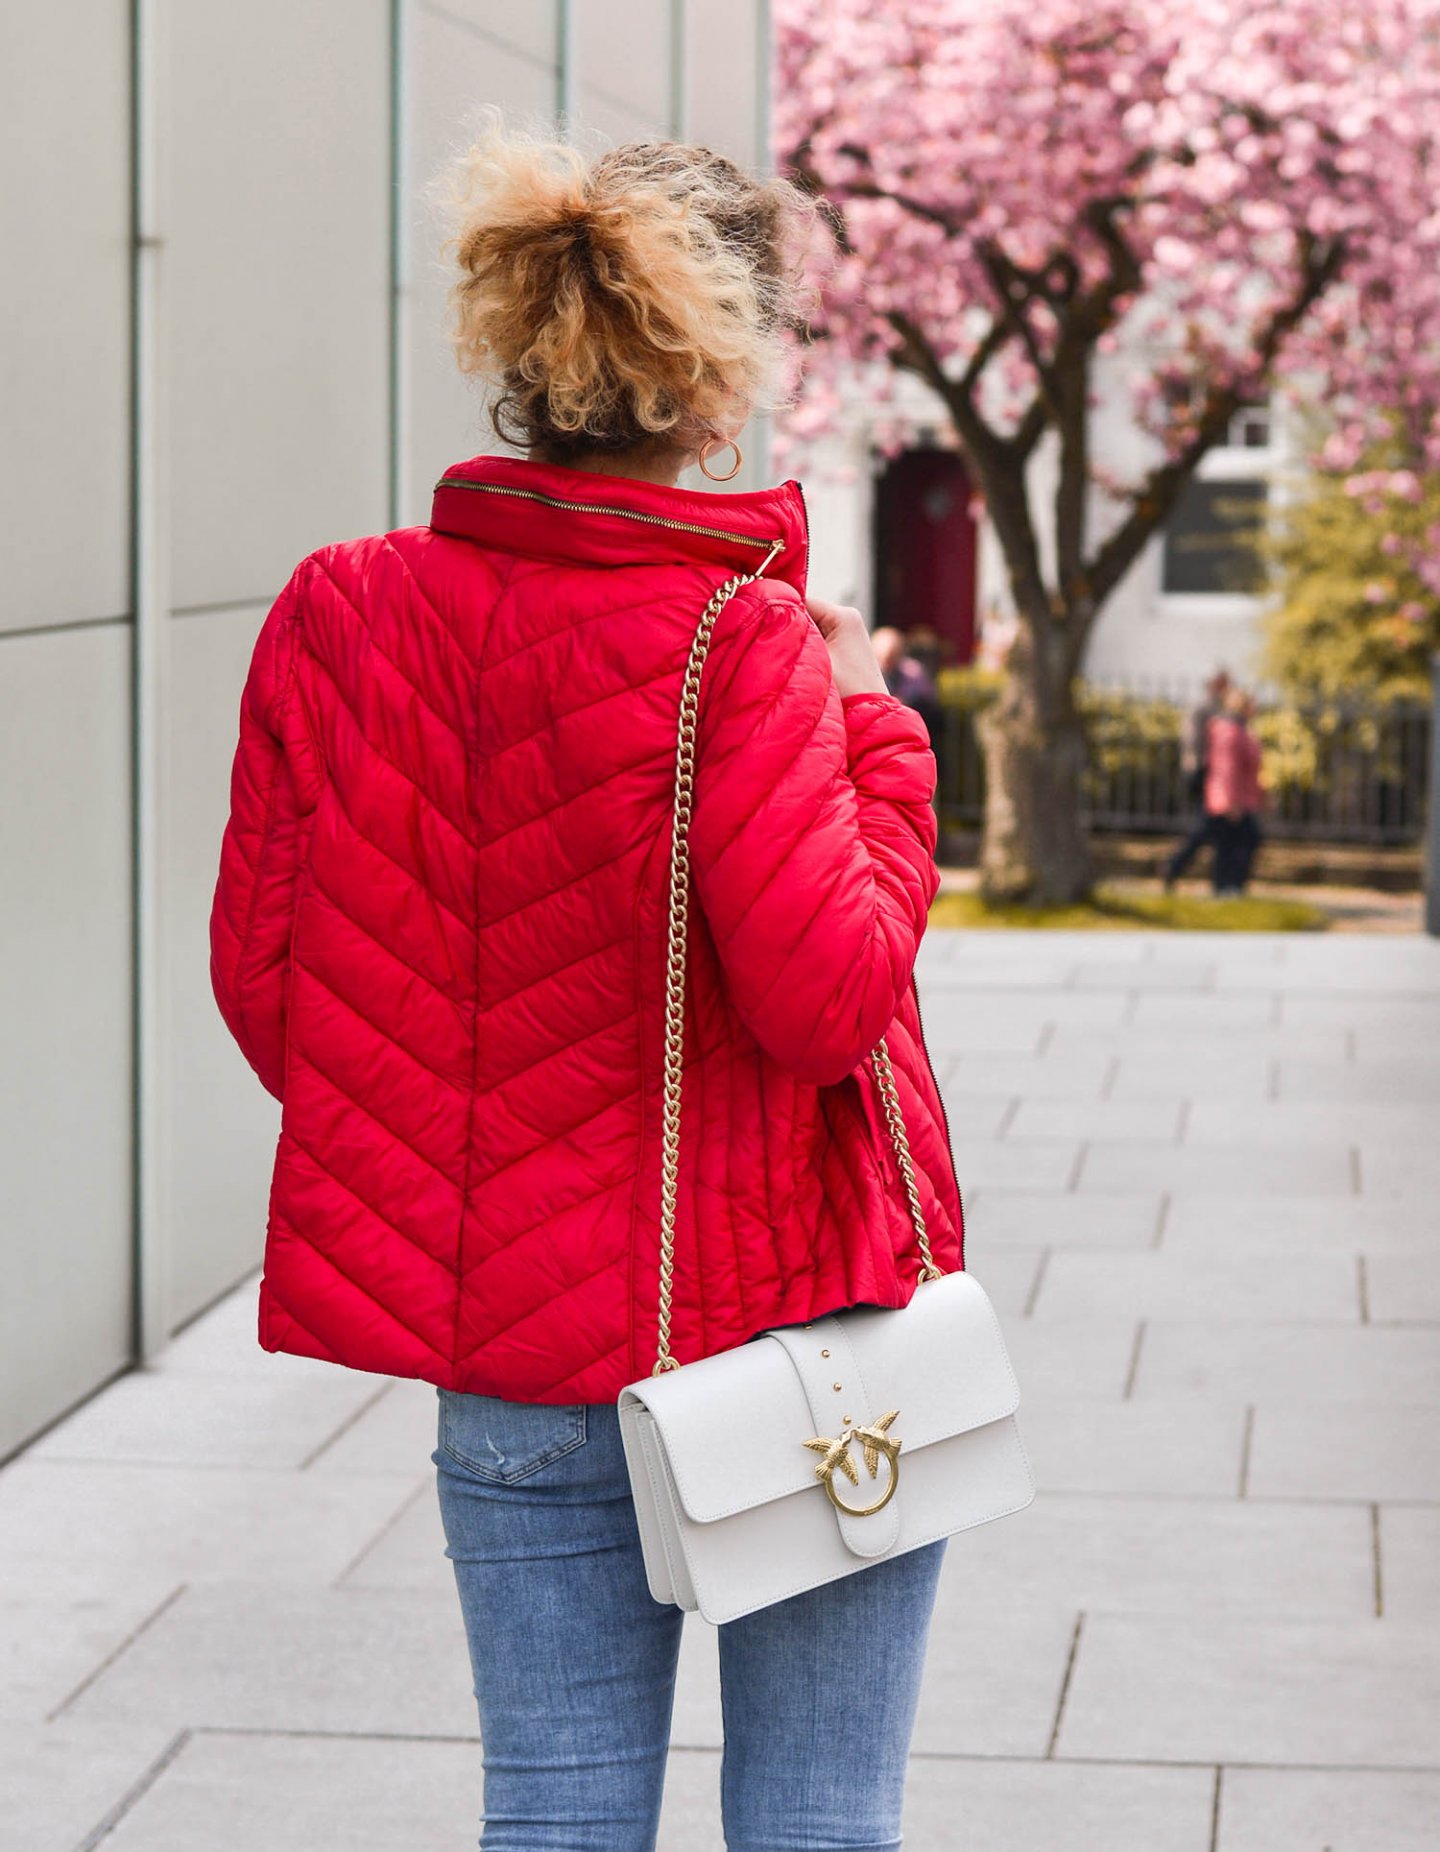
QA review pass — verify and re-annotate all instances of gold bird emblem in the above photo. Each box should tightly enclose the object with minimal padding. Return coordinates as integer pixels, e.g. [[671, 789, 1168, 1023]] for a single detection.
[[803, 1409, 902, 1516]]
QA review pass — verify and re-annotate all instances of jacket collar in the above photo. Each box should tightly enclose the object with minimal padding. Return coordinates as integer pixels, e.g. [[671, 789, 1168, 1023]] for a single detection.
[[429, 452, 809, 596]]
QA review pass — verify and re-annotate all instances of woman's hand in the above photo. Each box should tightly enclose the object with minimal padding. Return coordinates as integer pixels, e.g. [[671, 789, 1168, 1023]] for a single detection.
[[805, 594, 890, 699]]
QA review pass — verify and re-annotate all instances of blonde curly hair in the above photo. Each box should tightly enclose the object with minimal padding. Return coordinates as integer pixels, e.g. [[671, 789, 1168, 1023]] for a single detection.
[[435, 110, 820, 462]]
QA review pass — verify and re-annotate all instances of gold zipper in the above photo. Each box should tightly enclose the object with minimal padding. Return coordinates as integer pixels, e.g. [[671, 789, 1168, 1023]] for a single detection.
[[434, 473, 784, 555]]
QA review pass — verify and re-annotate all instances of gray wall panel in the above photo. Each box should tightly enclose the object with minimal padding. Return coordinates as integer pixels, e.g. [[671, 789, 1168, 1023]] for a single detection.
[[421, 0, 559, 67], [403, 10, 560, 522], [576, 89, 662, 145], [0, 2, 131, 635], [0, 627, 134, 1456], [683, 0, 761, 166], [577, 0, 671, 127], [680, 0, 771, 489], [166, 0, 392, 610]]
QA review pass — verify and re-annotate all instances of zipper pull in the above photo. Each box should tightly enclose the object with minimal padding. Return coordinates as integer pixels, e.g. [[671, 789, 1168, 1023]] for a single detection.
[[753, 536, 784, 580]]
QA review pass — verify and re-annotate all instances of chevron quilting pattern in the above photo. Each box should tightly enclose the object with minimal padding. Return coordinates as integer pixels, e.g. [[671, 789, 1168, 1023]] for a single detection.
[[209, 455, 964, 1403]]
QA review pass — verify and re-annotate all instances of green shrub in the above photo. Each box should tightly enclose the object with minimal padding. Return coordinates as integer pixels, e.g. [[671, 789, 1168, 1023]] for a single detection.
[[933, 672, 1420, 815], [928, 886, 1328, 932]]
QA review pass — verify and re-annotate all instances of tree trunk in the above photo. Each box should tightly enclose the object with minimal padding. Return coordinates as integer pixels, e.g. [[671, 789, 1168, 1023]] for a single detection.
[[978, 643, 1092, 906]]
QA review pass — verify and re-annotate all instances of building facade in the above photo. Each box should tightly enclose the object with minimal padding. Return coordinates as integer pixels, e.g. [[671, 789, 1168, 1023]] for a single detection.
[[0, 0, 773, 1458], [795, 358, 1287, 696]]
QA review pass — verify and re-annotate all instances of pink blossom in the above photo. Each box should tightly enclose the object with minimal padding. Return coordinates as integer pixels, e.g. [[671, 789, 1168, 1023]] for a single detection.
[[774, 0, 1440, 478]]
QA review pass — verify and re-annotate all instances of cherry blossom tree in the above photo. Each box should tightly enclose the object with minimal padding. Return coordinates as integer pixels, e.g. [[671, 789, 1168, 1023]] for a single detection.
[[773, 0, 1440, 903], [1263, 434, 1440, 701]]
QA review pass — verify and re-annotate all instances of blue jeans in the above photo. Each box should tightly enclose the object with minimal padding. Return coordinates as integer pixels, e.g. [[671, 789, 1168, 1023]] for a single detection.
[[1211, 812, 1261, 894], [433, 1389, 947, 1852]]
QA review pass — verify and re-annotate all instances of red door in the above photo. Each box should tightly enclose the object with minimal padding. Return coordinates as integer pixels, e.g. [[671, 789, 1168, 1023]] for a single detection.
[[873, 449, 979, 663]]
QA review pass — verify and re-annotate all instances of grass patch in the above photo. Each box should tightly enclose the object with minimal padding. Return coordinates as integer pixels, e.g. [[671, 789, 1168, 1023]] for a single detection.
[[929, 884, 1329, 933]]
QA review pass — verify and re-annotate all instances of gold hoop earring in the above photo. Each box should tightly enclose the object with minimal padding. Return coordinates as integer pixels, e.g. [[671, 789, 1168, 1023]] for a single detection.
[[698, 435, 743, 481]]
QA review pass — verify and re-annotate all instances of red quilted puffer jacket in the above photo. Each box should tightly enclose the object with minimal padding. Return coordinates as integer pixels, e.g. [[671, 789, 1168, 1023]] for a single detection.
[[209, 452, 964, 1403]]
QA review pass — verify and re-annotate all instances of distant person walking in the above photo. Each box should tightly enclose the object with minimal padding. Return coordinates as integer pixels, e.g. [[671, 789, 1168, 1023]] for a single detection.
[[1163, 668, 1231, 891], [872, 625, 945, 815], [1206, 687, 1265, 895], [871, 625, 942, 748]]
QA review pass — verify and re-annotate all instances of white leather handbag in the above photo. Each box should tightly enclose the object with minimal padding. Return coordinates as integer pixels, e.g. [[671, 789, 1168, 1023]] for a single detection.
[[616, 563, 1036, 1626]]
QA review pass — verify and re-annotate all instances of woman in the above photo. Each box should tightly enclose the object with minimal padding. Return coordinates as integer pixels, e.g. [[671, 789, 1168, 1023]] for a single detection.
[[210, 117, 963, 1851], [1162, 666, 1231, 892], [1205, 686, 1265, 896]]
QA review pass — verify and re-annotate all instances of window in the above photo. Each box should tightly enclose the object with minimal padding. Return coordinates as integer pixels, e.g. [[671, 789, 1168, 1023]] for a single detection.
[[1227, 401, 1272, 449], [1160, 383, 1273, 449], [1161, 477, 1267, 595]]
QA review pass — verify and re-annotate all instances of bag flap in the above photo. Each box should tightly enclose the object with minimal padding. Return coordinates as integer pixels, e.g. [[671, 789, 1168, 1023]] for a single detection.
[[618, 1271, 1020, 1525]]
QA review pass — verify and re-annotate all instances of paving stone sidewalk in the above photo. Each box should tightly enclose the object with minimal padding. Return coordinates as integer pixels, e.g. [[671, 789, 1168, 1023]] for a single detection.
[[4, 929, 1438, 1851]]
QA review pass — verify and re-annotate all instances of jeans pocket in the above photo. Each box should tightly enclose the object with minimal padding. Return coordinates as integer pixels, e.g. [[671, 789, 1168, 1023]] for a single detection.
[[437, 1389, 588, 1484]]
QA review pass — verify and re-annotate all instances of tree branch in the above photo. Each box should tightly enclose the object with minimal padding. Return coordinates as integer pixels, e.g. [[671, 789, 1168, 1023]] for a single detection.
[[886, 310, 1053, 646], [975, 240, 1065, 424], [1075, 233, 1347, 663], [1052, 348, 1090, 602], [1010, 399, 1050, 463], [838, 179, 966, 239], [957, 317, 1013, 401]]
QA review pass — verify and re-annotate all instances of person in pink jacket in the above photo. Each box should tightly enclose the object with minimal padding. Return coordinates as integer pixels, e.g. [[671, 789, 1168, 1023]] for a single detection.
[[209, 114, 962, 1850], [1205, 688, 1266, 894]]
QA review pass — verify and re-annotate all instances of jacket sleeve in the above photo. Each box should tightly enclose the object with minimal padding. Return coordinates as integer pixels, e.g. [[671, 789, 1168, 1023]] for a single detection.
[[686, 581, 940, 1086], [208, 559, 317, 1101]]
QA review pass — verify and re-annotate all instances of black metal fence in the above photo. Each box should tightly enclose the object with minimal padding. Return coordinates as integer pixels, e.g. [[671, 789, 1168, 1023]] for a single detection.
[[935, 680, 1431, 846]]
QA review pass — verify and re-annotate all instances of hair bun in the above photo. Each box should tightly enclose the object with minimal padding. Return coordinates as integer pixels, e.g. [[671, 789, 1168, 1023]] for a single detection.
[[436, 109, 819, 460]]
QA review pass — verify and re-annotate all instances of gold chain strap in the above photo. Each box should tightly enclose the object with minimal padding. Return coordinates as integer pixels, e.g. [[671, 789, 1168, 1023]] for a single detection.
[[652, 564, 943, 1376], [869, 1039, 943, 1284]]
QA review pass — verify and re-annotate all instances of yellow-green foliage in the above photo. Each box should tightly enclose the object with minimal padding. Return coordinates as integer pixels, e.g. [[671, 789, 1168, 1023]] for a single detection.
[[934, 669, 1185, 780], [928, 886, 1327, 933], [1261, 453, 1440, 702], [1077, 686, 1183, 783], [935, 664, 1004, 708], [1251, 704, 1319, 793], [935, 670, 1410, 802]]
